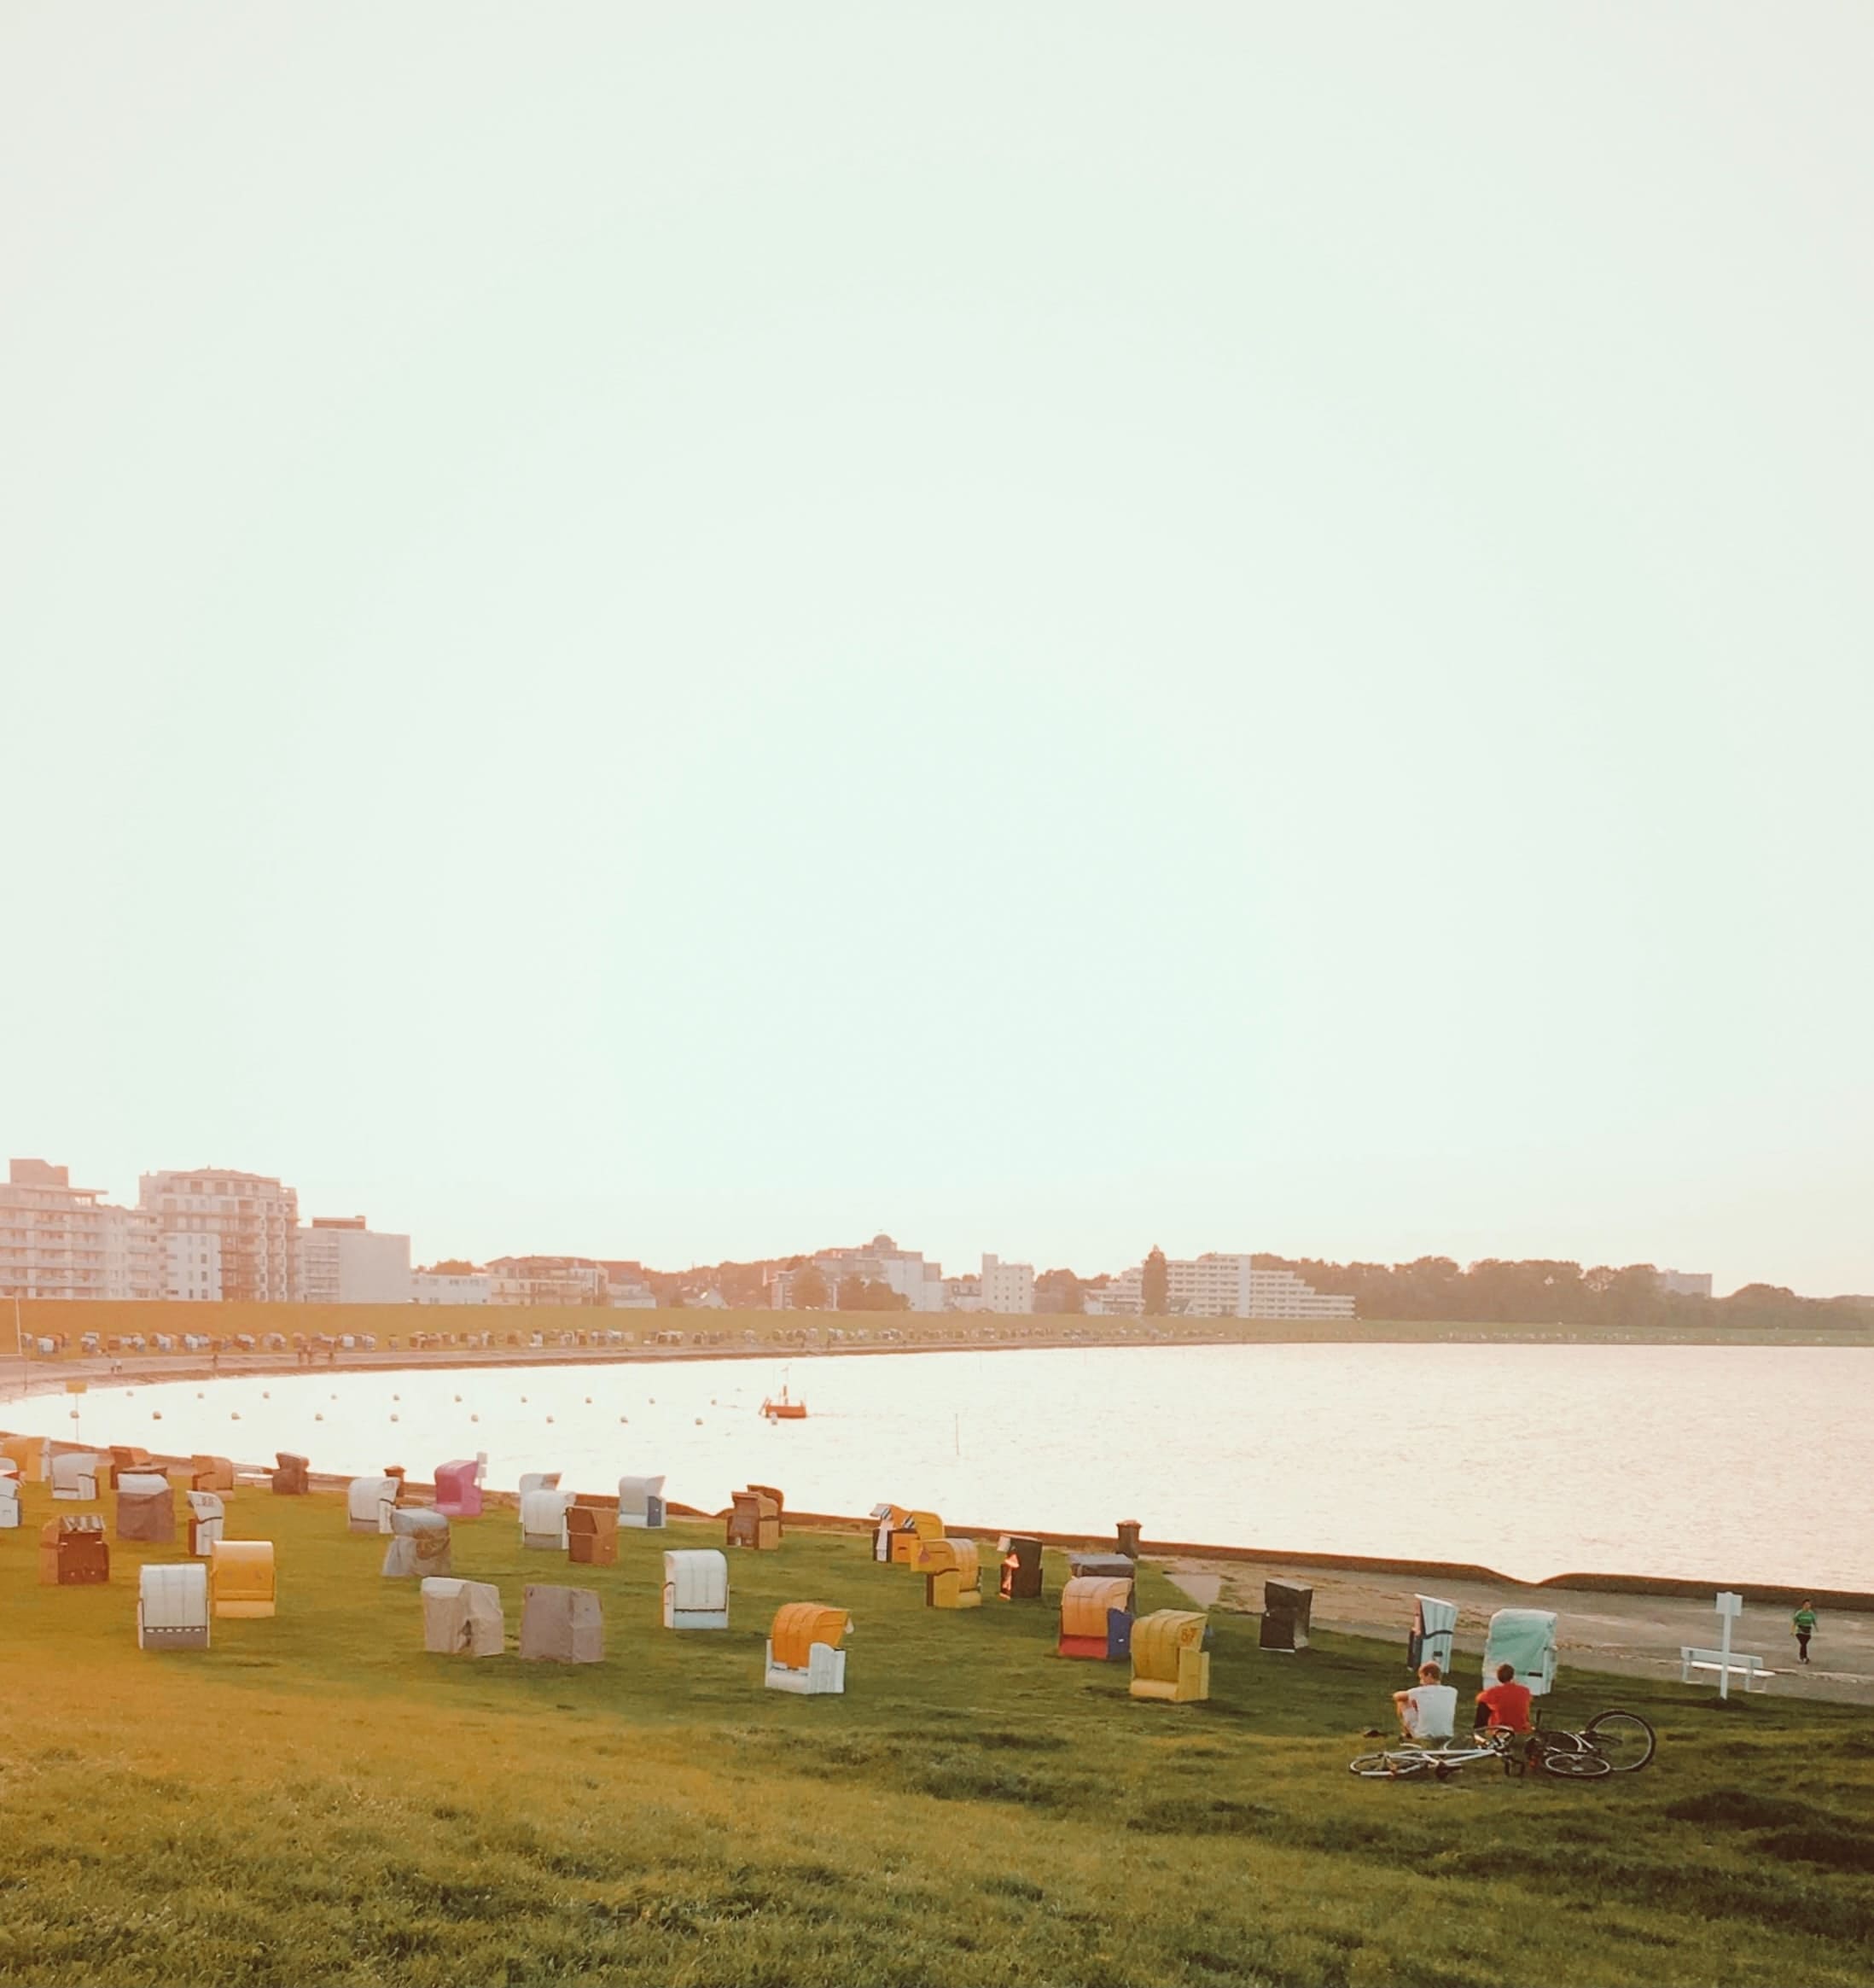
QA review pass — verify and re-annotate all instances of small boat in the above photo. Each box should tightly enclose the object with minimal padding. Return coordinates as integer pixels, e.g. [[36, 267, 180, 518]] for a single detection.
[[760, 1385, 808, 1421]]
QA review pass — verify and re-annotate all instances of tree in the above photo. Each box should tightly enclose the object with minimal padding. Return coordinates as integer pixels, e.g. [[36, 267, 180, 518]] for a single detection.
[[837, 1275, 908, 1312], [792, 1265, 829, 1310], [1142, 1246, 1169, 1316], [1035, 1268, 1084, 1315], [427, 1259, 475, 1277]]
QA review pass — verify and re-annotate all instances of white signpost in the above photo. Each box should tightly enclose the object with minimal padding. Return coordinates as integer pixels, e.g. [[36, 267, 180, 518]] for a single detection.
[[1714, 1590, 1744, 1700]]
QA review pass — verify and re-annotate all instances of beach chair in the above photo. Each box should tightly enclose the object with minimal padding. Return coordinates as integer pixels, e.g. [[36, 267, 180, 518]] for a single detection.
[[662, 1549, 730, 1629], [186, 1490, 225, 1555], [920, 1537, 983, 1610], [433, 1458, 484, 1519], [40, 1515, 109, 1586], [519, 1585, 603, 1663], [50, 1452, 101, 1501], [1483, 1609, 1558, 1696], [617, 1475, 666, 1530], [1409, 1594, 1458, 1673], [518, 1472, 562, 1497], [108, 1446, 155, 1490], [210, 1539, 276, 1618], [138, 1564, 211, 1652], [347, 1473, 401, 1535], [0, 1475, 19, 1529], [0, 1434, 47, 1481], [422, 1577, 505, 1656], [190, 1455, 236, 1493], [998, 1536, 1044, 1600], [1129, 1610, 1211, 1704], [382, 1507, 452, 1578], [520, 1487, 574, 1550], [271, 1452, 311, 1495], [870, 1503, 911, 1562], [567, 1499, 619, 1566], [1260, 1580, 1312, 1652], [116, 1472, 177, 1545], [889, 1511, 942, 1568], [1059, 1576, 1133, 1659], [726, 1487, 782, 1550], [765, 1603, 849, 1694]]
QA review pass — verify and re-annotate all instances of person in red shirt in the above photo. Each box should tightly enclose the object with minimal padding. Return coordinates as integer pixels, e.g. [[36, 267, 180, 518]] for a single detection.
[[1473, 1660, 1534, 1734]]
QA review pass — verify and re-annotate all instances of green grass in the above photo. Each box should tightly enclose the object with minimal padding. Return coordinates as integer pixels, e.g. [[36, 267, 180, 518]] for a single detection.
[[2, 1481, 1870, 1986]]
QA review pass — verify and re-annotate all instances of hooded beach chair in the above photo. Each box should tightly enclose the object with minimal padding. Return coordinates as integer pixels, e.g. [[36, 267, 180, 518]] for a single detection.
[[433, 1458, 484, 1519], [422, 1577, 505, 1656], [271, 1452, 311, 1495], [519, 1584, 603, 1663], [0, 1434, 47, 1482], [518, 1472, 562, 1497], [186, 1490, 225, 1556], [1129, 1610, 1211, 1704], [726, 1487, 782, 1551], [920, 1537, 983, 1610], [520, 1487, 574, 1550], [1482, 1609, 1558, 1696], [662, 1549, 730, 1629], [870, 1503, 910, 1563], [765, 1603, 850, 1694], [347, 1473, 401, 1535], [108, 1446, 154, 1489], [1259, 1580, 1312, 1653], [190, 1455, 236, 1493], [382, 1507, 452, 1578], [40, 1515, 109, 1585], [998, 1536, 1043, 1600], [116, 1472, 176, 1545], [567, 1498, 619, 1566], [0, 1475, 19, 1529], [889, 1511, 942, 1568], [210, 1539, 276, 1618], [138, 1563, 211, 1651], [1059, 1576, 1133, 1659], [616, 1475, 666, 1530], [51, 1452, 101, 1501], [1068, 1551, 1137, 1582], [1408, 1594, 1458, 1673]]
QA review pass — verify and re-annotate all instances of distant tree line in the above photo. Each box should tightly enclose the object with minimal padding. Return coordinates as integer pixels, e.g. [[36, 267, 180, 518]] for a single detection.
[[1251, 1254, 1871, 1331]]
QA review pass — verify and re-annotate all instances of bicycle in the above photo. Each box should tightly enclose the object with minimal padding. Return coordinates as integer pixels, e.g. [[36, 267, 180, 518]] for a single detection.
[[1350, 1709, 1655, 1781]]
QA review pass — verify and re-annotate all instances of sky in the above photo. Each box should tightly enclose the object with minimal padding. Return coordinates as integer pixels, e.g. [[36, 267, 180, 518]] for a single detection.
[[3, 6, 1871, 1295]]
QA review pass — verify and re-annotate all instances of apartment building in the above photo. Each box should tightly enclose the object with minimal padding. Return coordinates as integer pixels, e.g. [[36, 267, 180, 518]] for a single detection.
[[0, 1158, 161, 1300], [486, 1255, 608, 1306], [165, 1231, 222, 1302], [412, 1269, 492, 1304], [1103, 1252, 1355, 1320], [297, 1216, 411, 1305], [1656, 1268, 1714, 1299], [979, 1252, 1036, 1314], [139, 1168, 300, 1303], [806, 1235, 947, 1311], [596, 1261, 658, 1309]]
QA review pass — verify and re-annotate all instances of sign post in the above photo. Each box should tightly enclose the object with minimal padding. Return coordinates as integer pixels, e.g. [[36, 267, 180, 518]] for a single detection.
[[1714, 1590, 1744, 1701]]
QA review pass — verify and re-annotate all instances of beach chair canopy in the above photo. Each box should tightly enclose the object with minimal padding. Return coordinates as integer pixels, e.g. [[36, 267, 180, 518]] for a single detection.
[[50, 1453, 102, 1499], [1068, 1552, 1137, 1582], [1409, 1594, 1458, 1670], [520, 1487, 574, 1546], [518, 1471, 562, 1496], [770, 1603, 850, 1670], [519, 1584, 604, 1663], [0, 1477, 19, 1527], [347, 1474, 401, 1532], [383, 1507, 452, 1577], [433, 1459, 483, 1517], [191, 1456, 236, 1492], [919, 1537, 979, 1583], [271, 1453, 310, 1495], [117, 1475, 176, 1543], [1131, 1610, 1207, 1682], [210, 1539, 276, 1618], [617, 1475, 665, 1514]]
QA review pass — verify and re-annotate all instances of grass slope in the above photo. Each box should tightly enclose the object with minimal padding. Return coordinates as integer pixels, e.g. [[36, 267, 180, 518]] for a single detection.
[[1, 1482, 1870, 1986]]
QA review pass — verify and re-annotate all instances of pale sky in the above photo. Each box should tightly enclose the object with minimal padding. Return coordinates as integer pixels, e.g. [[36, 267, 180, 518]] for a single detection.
[[3, 6, 1870, 1294]]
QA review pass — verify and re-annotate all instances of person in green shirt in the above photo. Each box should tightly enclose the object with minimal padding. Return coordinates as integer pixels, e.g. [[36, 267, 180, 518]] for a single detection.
[[1793, 1601, 1817, 1664]]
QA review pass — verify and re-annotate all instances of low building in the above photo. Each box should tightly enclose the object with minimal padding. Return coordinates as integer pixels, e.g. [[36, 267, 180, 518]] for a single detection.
[[943, 1274, 985, 1312], [412, 1269, 492, 1305], [486, 1255, 608, 1305], [1103, 1252, 1355, 1320], [297, 1216, 412, 1305], [799, 1234, 946, 1312], [0, 1158, 162, 1301]]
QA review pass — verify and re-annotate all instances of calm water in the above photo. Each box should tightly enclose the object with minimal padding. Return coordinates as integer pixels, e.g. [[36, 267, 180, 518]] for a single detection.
[[16, 1342, 1871, 1587]]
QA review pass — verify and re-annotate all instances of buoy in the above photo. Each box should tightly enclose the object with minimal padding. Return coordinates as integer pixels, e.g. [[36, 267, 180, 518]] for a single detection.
[[391, 1414, 399, 1423], [546, 1416, 554, 1425], [393, 1393, 399, 1401], [231, 1413, 241, 1421], [262, 1391, 270, 1399], [694, 1418, 702, 1426], [585, 1396, 592, 1405], [454, 1394, 462, 1403], [470, 1414, 478, 1424], [521, 1396, 527, 1403], [315, 1413, 323, 1422], [619, 1415, 627, 1424], [153, 1413, 161, 1421]]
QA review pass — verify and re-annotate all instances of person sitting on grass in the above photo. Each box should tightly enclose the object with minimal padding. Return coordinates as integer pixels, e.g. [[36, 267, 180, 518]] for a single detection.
[[1393, 1660, 1458, 1740], [1472, 1660, 1534, 1734]]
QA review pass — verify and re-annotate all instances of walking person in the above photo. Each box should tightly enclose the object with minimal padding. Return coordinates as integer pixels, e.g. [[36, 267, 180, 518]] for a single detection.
[[1793, 1600, 1818, 1665]]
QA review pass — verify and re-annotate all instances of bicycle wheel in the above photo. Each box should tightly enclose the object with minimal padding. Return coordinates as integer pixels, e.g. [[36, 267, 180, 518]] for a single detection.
[[1543, 1746, 1613, 1779], [1350, 1752, 1430, 1780], [1584, 1710, 1656, 1773]]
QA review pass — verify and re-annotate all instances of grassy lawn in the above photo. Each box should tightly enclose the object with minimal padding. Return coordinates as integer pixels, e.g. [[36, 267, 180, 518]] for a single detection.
[[1, 1481, 1870, 1986]]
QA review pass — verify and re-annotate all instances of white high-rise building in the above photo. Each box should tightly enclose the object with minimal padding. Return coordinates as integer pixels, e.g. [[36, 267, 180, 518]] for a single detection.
[[980, 1253, 1035, 1314], [165, 1231, 223, 1303], [0, 1158, 161, 1300], [1103, 1252, 1355, 1320], [140, 1169, 300, 1303], [297, 1216, 411, 1304]]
